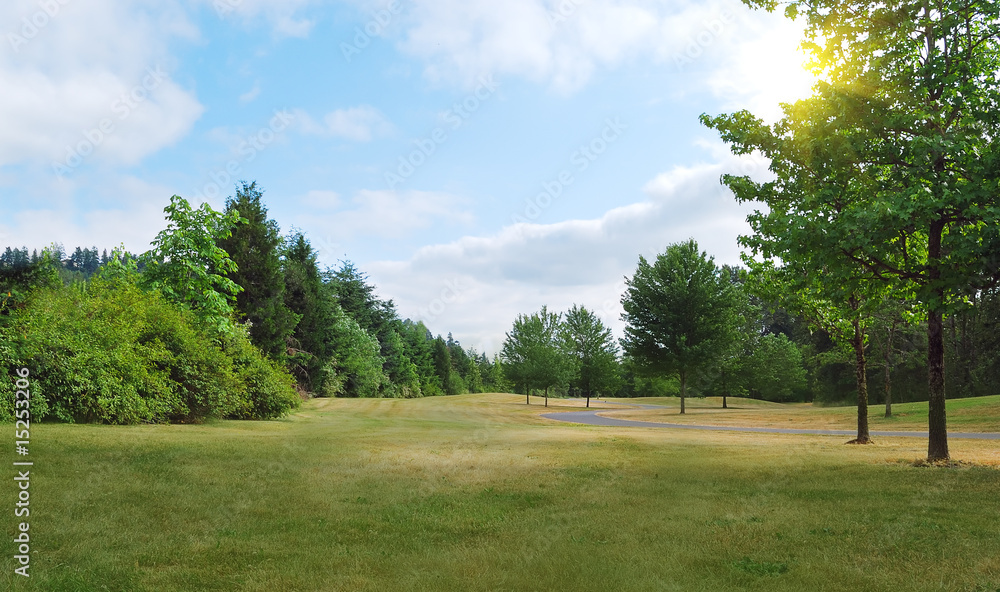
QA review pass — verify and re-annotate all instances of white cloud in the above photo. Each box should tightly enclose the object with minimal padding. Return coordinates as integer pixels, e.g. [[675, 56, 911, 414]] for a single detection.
[[324, 106, 393, 141], [238, 82, 261, 103], [393, 0, 760, 93], [365, 148, 764, 353], [300, 190, 341, 209], [292, 105, 393, 141], [298, 189, 475, 256], [0, 0, 203, 169], [387, 0, 813, 122], [205, 0, 316, 38], [0, 176, 176, 254]]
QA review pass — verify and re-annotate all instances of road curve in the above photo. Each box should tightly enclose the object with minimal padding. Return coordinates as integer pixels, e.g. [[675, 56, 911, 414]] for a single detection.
[[540, 401, 1000, 440]]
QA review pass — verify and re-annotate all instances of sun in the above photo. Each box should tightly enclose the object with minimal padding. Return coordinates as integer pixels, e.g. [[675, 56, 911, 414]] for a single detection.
[[711, 18, 821, 121]]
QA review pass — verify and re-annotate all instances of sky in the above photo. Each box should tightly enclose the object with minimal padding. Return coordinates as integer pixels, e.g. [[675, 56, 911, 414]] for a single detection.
[[0, 0, 816, 355]]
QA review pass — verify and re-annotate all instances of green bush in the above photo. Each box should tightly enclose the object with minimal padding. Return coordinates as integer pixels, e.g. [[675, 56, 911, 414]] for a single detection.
[[6, 276, 298, 424], [221, 329, 300, 419], [0, 330, 49, 423]]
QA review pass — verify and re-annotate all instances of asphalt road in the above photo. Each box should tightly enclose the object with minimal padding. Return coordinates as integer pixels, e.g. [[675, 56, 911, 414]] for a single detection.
[[540, 401, 1000, 440]]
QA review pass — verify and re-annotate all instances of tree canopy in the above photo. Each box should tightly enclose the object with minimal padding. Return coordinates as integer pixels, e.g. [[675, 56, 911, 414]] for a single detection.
[[620, 240, 738, 413], [705, 0, 1000, 459]]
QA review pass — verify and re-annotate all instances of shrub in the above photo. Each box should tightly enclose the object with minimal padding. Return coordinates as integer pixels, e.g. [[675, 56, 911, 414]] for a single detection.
[[220, 329, 300, 419], [7, 276, 297, 423], [0, 330, 49, 423]]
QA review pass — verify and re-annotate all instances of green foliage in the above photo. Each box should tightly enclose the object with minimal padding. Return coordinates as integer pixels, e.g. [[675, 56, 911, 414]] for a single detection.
[[481, 354, 510, 393], [218, 182, 299, 361], [379, 328, 422, 398], [620, 240, 739, 408], [0, 251, 61, 319], [0, 327, 49, 422], [432, 336, 464, 395], [96, 245, 139, 285], [7, 277, 297, 423], [220, 328, 301, 419], [282, 233, 338, 393], [560, 304, 620, 398], [327, 307, 389, 398], [501, 306, 573, 397], [140, 195, 245, 333], [744, 334, 808, 402], [709, 0, 1000, 459], [399, 319, 442, 396], [327, 261, 395, 338]]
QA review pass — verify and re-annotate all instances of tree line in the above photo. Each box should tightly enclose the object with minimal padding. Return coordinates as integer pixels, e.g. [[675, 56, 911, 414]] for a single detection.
[[0, 182, 504, 423], [500, 236, 1000, 461]]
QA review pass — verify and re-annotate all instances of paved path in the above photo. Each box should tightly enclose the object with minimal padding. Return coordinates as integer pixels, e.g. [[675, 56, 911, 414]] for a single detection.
[[540, 401, 1000, 440]]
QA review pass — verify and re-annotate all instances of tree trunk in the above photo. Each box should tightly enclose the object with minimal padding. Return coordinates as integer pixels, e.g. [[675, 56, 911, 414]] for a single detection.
[[586, 392, 590, 408], [722, 369, 728, 409], [884, 319, 896, 418], [926, 217, 949, 461], [526, 386, 529, 405], [679, 371, 686, 414], [928, 307, 949, 460], [544, 386, 548, 408], [851, 315, 871, 444]]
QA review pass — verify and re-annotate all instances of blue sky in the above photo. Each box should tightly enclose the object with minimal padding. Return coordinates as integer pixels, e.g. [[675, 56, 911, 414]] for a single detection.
[[0, 0, 814, 354]]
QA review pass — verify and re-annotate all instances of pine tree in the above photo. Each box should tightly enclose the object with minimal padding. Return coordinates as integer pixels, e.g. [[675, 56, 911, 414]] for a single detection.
[[217, 181, 299, 361]]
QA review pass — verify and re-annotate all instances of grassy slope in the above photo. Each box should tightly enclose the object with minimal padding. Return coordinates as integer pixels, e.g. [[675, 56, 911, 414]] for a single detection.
[[597, 395, 1000, 432], [1, 393, 997, 591]]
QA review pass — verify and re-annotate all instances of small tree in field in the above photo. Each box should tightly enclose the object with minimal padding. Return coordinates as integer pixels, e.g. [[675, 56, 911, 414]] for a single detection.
[[501, 306, 572, 406], [620, 240, 738, 414], [560, 304, 620, 408]]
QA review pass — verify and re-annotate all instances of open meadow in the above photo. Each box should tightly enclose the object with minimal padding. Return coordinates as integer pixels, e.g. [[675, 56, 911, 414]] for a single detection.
[[4, 393, 1000, 591]]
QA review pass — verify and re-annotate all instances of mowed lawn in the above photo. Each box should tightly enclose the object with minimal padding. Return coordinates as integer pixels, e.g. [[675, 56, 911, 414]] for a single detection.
[[598, 394, 1000, 433], [3, 394, 999, 592]]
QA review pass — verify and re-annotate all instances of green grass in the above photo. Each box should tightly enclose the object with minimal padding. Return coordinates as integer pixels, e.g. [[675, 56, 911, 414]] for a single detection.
[[3, 393, 1000, 591], [601, 394, 1000, 433]]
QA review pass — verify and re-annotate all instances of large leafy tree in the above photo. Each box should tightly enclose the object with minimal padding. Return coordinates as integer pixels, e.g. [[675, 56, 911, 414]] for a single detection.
[[620, 240, 738, 414], [217, 181, 298, 361], [706, 1, 1000, 460], [560, 304, 620, 408], [501, 306, 572, 406], [140, 195, 244, 333]]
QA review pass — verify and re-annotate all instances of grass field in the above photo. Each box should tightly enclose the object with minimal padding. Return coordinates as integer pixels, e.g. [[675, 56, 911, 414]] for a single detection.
[[595, 394, 1000, 433], [3, 393, 1000, 591]]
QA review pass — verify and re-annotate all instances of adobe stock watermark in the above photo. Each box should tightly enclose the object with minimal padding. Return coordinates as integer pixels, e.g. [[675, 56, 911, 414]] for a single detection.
[[384, 75, 500, 190], [672, 10, 735, 69], [418, 277, 470, 322], [193, 110, 294, 202], [598, 279, 628, 326], [733, 150, 771, 179], [212, 0, 242, 17], [12, 367, 33, 578], [341, 0, 406, 62], [547, 0, 584, 26], [511, 117, 626, 224], [51, 66, 168, 177], [312, 235, 343, 263], [7, 0, 71, 54]]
